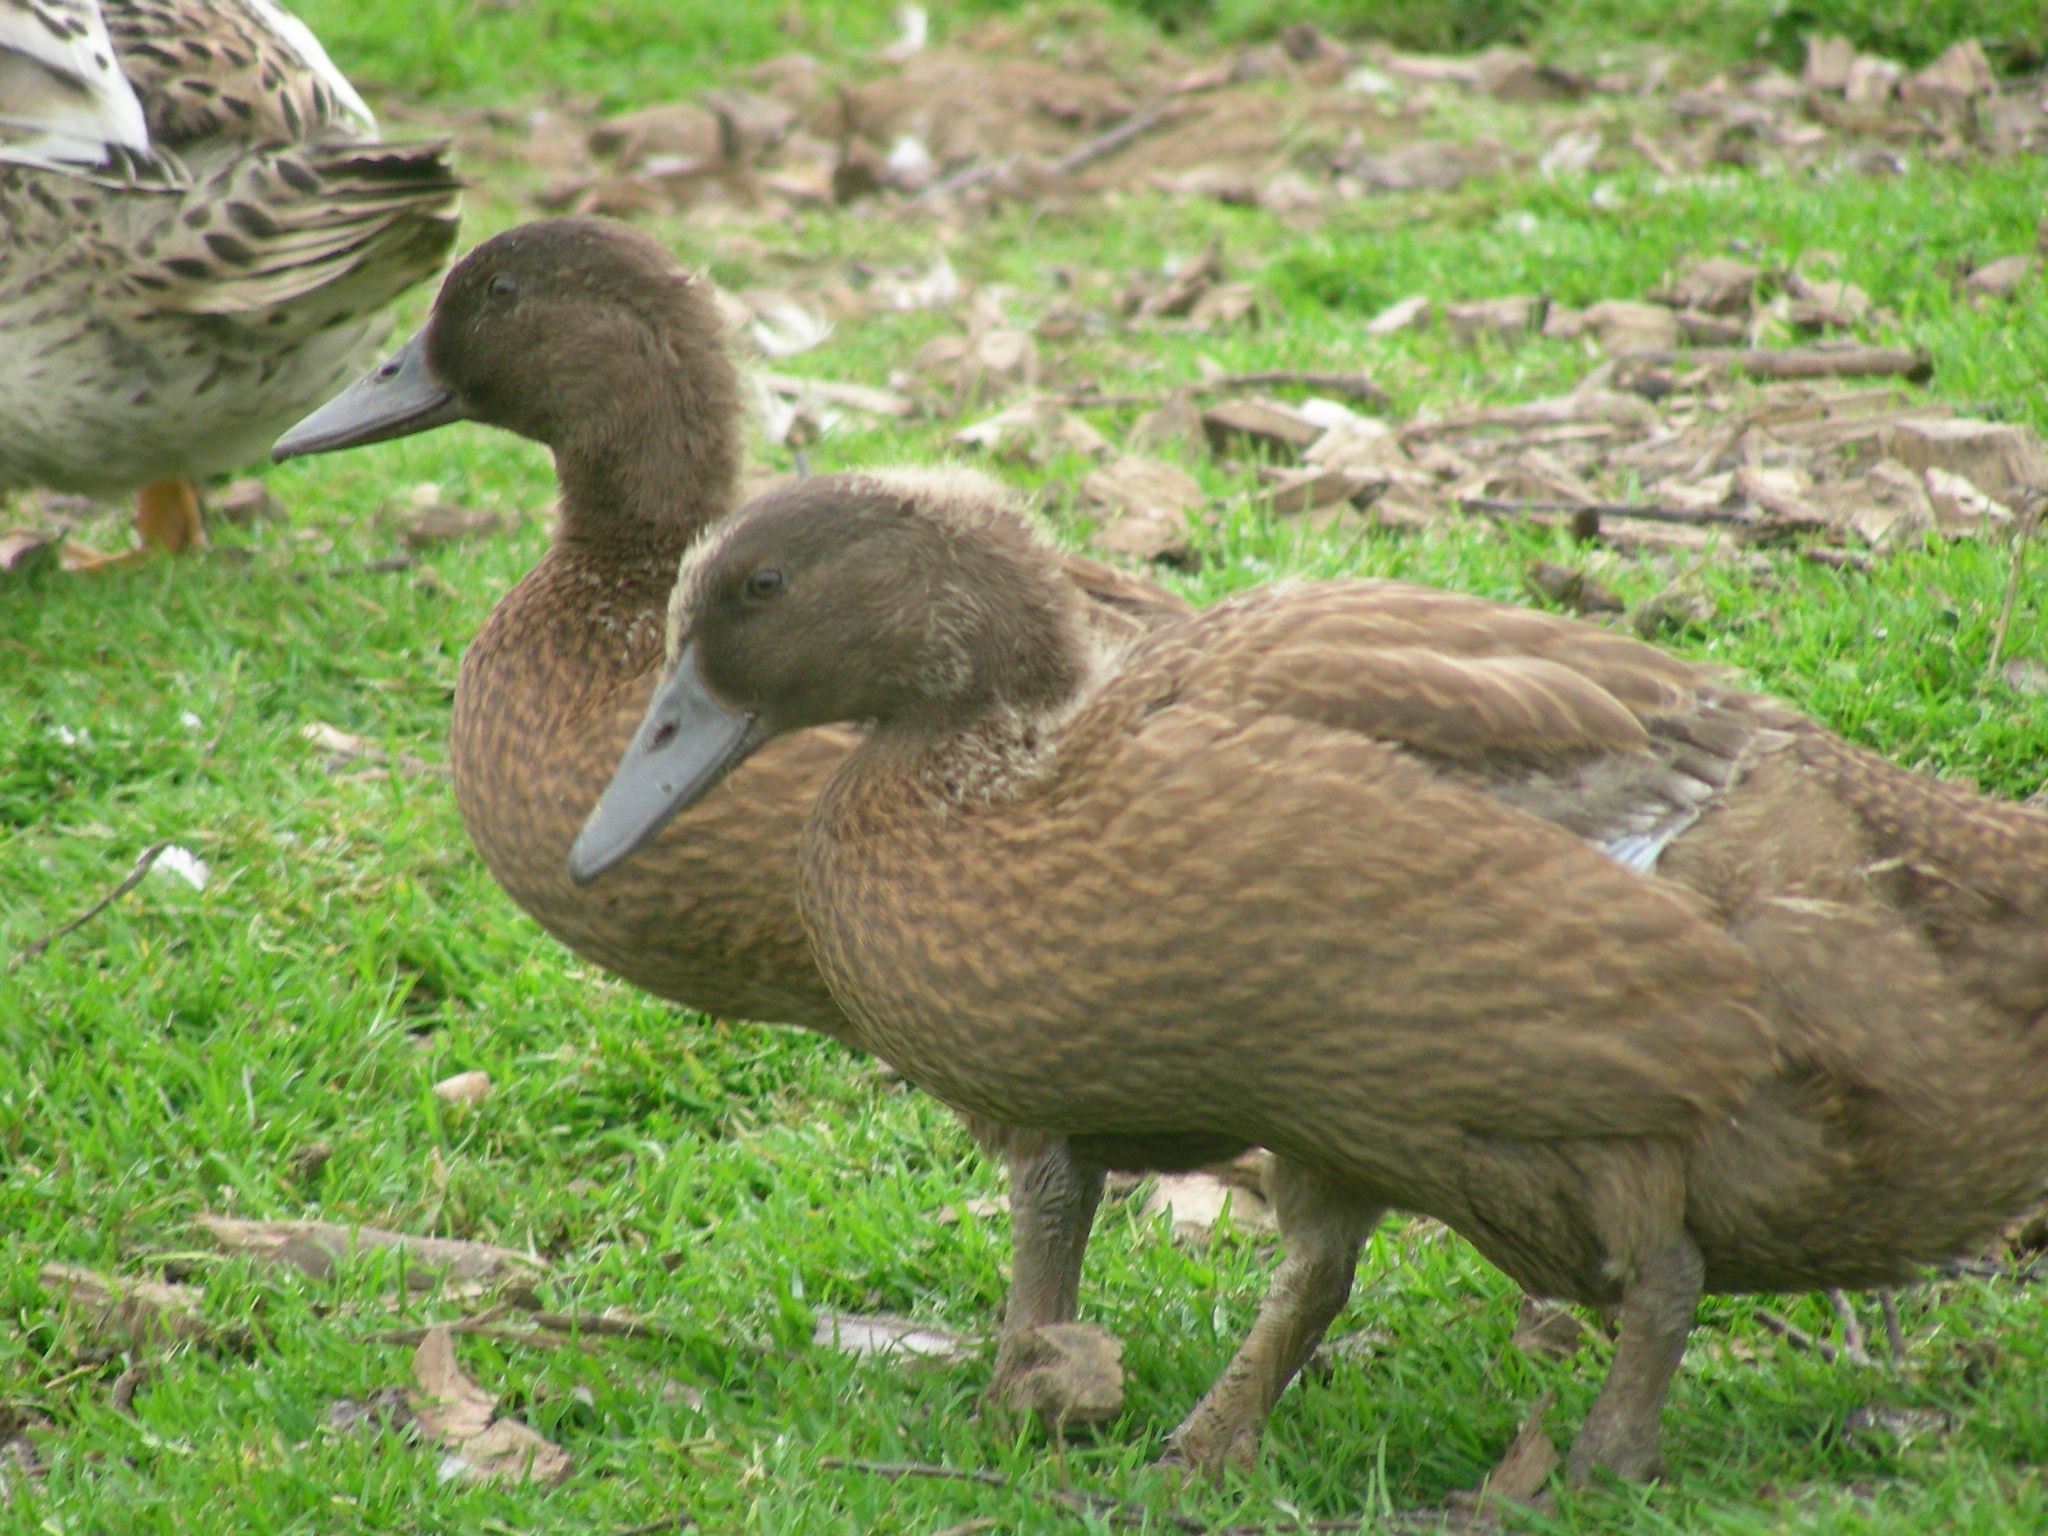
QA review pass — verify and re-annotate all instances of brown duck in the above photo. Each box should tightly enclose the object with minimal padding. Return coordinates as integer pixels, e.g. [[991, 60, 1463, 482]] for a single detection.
[[270, 217, 1238, 1398], [573, 468, 2048, 1487]]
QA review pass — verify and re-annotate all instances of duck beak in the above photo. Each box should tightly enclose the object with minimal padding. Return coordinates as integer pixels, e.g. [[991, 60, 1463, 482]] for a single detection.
[[568, 645, 769, 885], [270, 327, 465, 460]]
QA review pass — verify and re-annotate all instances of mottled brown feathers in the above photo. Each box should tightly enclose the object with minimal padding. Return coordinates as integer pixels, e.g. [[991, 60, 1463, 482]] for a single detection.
[[644, 467, 2048, 1482]]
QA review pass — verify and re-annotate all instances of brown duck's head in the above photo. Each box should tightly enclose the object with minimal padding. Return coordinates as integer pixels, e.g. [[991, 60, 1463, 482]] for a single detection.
[[272, 217, 737, 461], [567, 468, 1095, 884]]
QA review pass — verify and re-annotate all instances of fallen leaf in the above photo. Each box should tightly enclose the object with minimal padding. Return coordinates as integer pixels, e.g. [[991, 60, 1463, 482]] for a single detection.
[[1265, 466, 1373, 515], [1578, 299, 1679, 355], [410, 1327, 570, 1486], [811, 1310, 971, 1361], [991, 1323, 1124, 1427]]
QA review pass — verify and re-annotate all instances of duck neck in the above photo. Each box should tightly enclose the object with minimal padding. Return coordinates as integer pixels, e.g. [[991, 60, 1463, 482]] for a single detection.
[[549, 353, 744, 572]]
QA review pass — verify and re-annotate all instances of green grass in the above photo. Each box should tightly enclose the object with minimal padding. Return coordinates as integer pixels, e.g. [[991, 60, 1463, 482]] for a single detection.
[[5, 0, 2048, 1531]]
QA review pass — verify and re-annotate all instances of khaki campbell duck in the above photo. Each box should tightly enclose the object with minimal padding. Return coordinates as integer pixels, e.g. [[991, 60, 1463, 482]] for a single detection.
[[0, 0, 459, 566], [273, 217, 1244, 1407], [573, 469, 2048, 1488]]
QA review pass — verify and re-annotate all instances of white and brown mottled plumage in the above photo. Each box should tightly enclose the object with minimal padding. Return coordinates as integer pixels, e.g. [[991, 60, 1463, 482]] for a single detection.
[[0, 0, 459, 556], [598, 469, 2048, 1489]]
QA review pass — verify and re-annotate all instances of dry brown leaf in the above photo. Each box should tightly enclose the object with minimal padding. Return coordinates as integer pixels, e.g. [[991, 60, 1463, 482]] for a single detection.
[[1844, 55, 1902, 105], [1083, 456, 1203, 564], [991, 1323, 1125, 1427], [40, 1263, 215, 1346], [196, 1216, 547, 1287], [300, 723, 439, 780], [410, 1327, 571, 1486], [811, 1310, 971, 1361]]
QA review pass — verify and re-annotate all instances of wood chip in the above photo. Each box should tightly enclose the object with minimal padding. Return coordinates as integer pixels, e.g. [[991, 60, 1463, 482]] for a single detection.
[[39, 1263, 215, 1346], [1364, 294, 1432, 334], [1885, 417, 2048, 499], [1200, 398, 1323, 459], [1444, 295, 1547, 346], [811, 1310, 971, 1361], [196, 1216, 547, 1287]]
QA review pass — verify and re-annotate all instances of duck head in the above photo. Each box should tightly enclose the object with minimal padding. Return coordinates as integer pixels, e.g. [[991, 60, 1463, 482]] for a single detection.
[[272, 218, 741, 534], [568, 468, 1094, 883]]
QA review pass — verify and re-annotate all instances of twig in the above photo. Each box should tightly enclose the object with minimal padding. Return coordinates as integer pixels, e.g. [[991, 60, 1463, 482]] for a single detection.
[[918, 102, 1180, 203], [10, 840, 173, 972], [1054, 370, 1391, 413], [819, 1455, 1460, 1534], [362, 1322, 584, 1351], [1752, 1306, 1846, 1364], [1046, 102, 1179, 177], [601, 1518, 697, 1536], [1617, 344, 1934, 383], [1457, 495, 1746, 529], [1985, 493, 2041, 682]]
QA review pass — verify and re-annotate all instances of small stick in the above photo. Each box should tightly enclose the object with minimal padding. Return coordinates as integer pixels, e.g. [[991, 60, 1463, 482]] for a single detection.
[[1619, 344, 1934, 383], [918, 102, 1179, 203], [1753, 1306, 1845, 1364], [1457, 495, 1750, 529], [1045, 102, 1179, 177], [10, 840, 173, 971]]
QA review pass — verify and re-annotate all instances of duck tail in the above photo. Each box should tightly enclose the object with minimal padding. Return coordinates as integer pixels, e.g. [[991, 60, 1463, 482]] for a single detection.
[[140, 136, 462, 327]]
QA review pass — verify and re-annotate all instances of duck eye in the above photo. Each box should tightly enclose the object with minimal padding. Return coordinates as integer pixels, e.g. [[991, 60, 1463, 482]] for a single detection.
[[743, 568, 783, 601], [486, 273, 518, 299]]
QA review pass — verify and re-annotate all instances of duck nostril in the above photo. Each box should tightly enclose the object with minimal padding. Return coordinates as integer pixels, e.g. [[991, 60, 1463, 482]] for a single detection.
[[650, 721, 678, 750], [376, 359, 400, 380]]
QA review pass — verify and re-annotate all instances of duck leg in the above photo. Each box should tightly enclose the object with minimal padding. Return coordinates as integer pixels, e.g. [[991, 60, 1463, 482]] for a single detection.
[[1565, 1229, 1703, 1485], [65, 478, 208, 572], [986, 1129, 1106, 1405], [134, 478, 206, 553], [1165, 1158, 1382, 1474]]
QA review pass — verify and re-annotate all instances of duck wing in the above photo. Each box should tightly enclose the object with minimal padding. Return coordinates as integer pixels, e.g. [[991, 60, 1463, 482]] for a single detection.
[[0, 0, 150, 170]]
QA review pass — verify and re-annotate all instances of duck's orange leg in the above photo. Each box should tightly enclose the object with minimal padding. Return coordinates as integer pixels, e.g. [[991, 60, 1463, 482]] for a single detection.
[[59, 478, 207, 572], [134, 478, 206, 553]]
